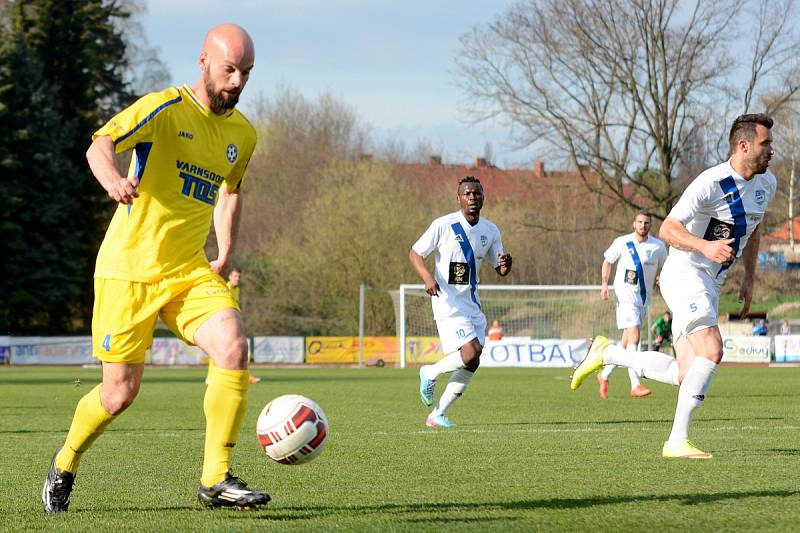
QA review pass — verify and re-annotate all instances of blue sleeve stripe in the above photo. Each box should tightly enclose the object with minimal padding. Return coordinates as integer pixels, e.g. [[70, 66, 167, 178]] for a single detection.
[[717, 176, 748, 278], [450, 222, 481, 309], [625, 241, 647, 305], [114, 95, 182, 146], [133, 142, 153, 180], [126, 141, 153, 216]]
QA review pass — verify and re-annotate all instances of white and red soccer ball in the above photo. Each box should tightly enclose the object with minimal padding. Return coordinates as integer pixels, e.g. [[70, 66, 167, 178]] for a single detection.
[[256, 395, 328, 465]]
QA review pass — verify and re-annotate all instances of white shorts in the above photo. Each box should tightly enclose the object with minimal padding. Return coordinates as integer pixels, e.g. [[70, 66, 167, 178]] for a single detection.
[[615, 301, 646, 330], [436, 314, 487, 355], [660, 260, 720, 341]]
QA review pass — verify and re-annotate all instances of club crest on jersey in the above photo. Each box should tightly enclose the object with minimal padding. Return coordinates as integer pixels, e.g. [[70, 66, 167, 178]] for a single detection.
[[480, 235, 488, 246], [449, 262, 470, 285], [703, 217, 734, 241], [226, 143, 238, 163], [755, 189, 765, 205]]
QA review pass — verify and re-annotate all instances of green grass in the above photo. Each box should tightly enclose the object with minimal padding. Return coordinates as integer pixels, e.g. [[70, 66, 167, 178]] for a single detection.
[[1, 366, 799, 531], [719, 293, 800, 319]]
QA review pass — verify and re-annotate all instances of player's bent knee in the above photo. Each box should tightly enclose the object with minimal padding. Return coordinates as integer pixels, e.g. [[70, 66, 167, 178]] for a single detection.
[[465, 358, 480, 372], [214, 336, 249, 369], [101, 388, 138, 415]]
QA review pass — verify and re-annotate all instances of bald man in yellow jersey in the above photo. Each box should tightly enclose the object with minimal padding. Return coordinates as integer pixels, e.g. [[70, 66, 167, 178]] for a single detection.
[[42, 24, 270, 512]]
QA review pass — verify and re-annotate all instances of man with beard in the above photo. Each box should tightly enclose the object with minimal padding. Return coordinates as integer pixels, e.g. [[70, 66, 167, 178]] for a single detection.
[[43, 24, 269, 512], [410, 176, 512, 427], [596, 211, 667, 399], [571, 114, 776, 459]]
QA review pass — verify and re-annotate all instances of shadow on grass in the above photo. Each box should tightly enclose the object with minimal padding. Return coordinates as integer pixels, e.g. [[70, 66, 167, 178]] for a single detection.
[[763, 448, 800, 456], [239, 490, 800, 522], [40, 487, 800, 519], [218, 489, 800, 522], [467, 417, 740, 427]]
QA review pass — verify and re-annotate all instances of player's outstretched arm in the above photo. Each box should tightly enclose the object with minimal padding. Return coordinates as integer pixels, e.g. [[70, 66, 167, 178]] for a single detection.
[[495, 252, 512, 277], [738, 225, 761, 317], [409, 250, 439, 296], [600, 259, 612, 300], [86, 136, 139, 205], [659, 217, 735, 264], [210, 185, 242, 275]]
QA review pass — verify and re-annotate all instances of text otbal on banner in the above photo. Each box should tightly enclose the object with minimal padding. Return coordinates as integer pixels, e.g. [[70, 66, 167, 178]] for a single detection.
[[480, 338, 590, 368]]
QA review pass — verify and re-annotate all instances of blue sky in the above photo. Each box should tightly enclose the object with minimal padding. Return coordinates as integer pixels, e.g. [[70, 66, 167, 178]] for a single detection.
[[140, 0, 537, 167]]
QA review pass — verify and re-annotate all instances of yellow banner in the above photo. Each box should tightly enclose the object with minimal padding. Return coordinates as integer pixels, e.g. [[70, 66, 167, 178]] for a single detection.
[[303, 336, 445, 364], [305, 336, 400, 364], [405, 336, 445, 364]]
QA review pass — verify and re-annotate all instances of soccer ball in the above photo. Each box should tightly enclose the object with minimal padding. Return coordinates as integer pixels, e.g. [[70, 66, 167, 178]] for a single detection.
[[256, 395, 328, 465]]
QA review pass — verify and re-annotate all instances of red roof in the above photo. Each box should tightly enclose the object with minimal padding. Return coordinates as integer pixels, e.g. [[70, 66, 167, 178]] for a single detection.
[[392, 159, 638, 207], [763, 216, 800, 244]]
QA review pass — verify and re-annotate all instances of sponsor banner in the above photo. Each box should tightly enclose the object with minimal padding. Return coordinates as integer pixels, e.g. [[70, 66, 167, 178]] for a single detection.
[[9, 337, 97, 365], [406, 337, 445, 364], [149, 338, 207, 365], [722, 336, 771, 363], [481, 338, 590, 368], [305, 337, 399, 364], [253, 336, 304, 364], [774, 335, 800, 362], [0, 336, 9, 364]]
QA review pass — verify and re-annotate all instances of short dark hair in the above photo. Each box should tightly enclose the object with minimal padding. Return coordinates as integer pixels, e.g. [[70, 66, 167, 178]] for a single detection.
[[635, 210, 651, 220], [230, 267, 242, 274], [729, 113, 773, 153], [458, 175, 482, 191]]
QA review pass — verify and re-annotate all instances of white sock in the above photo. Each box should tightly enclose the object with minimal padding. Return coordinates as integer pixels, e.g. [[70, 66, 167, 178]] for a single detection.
[[604, 344, 679, 386], [668, 357, 717, 442], [424, 351, 465, 380], [626, 345, 641, 389], [432, 369, 474, 416], [600, 364, 615, 380]]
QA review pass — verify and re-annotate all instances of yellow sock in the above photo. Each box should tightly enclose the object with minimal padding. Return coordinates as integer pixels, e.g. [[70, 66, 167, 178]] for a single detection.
[[201, 366, 249, 487], [55, 384, 116, 473]]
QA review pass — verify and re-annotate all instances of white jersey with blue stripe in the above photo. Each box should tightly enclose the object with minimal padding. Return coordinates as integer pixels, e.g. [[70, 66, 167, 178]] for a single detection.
[[412, 210, 504, 320], [604, 233, 667, 306], [666, 160, 776, 285]]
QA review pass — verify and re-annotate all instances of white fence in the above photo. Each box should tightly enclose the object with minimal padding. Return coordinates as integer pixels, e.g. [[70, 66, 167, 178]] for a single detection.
[[1, 334, 798, 365]]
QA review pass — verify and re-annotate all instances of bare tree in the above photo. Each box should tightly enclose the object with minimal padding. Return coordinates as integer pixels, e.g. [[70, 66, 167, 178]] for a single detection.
[[769, 97, 800, 248], [456, 0, 800, 220]]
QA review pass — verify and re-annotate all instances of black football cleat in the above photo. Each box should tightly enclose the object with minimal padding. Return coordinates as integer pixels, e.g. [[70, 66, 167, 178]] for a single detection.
[[42, 447, 75, 513], [198, 473, 271, 509]]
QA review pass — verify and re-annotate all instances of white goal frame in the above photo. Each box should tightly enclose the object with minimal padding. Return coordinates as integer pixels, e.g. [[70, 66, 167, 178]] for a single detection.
[[397, 284, 650, 368]]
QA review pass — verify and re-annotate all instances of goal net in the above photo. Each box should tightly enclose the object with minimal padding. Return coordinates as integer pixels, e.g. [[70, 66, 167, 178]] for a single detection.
[[393, 284, 648, 368]]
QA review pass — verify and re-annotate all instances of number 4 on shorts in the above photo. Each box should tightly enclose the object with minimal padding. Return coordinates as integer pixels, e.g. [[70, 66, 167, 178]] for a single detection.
[[102, 334, 111, 352]]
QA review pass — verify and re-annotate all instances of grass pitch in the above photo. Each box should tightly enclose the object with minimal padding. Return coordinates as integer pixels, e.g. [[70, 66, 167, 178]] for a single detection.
[[1, 365, 798, 531]]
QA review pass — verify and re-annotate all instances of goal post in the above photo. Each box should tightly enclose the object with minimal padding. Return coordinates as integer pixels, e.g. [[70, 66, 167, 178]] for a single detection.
[[395, 284, 655, 368]]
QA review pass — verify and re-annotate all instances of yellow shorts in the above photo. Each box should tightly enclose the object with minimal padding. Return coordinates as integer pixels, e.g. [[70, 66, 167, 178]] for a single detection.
[[92, 266, 239, 364]]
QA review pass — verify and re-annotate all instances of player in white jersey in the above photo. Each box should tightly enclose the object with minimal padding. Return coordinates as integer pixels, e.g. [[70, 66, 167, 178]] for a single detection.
[[409, 176, 512, 428], [597, 212, 667, 399], [571, 113, 776, 459]]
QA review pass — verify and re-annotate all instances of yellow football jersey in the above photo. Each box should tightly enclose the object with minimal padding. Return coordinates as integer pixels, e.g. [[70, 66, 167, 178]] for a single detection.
[[93, 85, 257, 282], [227, 282, 241, 305]]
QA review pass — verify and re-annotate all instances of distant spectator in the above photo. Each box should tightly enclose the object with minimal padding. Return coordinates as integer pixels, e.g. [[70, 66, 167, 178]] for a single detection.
[[650, 311, 673, 353], [780, 319, 791, 335], [227, 267, 242, 306], [488, 320, 505, 341], [752, 319, 768, 336]]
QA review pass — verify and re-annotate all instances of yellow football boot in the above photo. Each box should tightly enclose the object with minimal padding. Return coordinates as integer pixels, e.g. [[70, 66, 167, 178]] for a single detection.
[[570, 336, 612, 390], [662, 439, 713, 459]]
